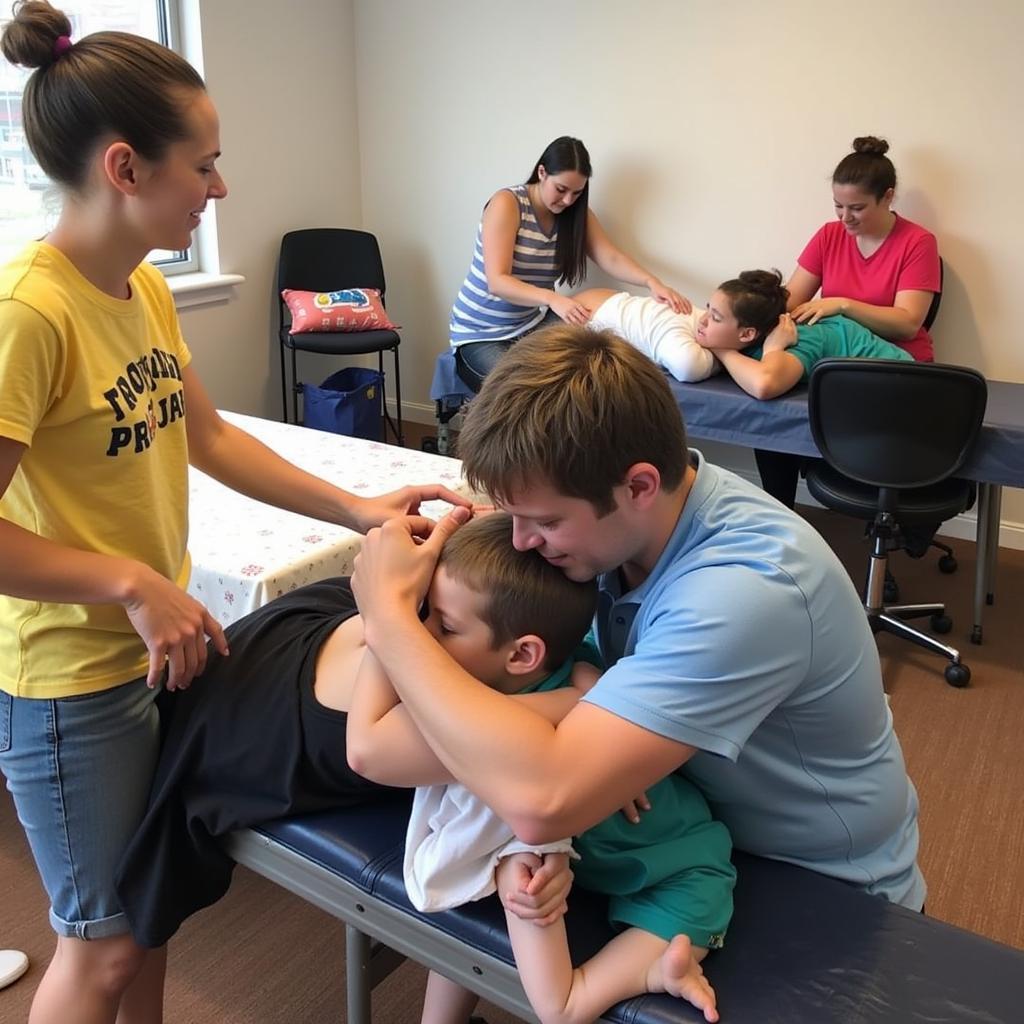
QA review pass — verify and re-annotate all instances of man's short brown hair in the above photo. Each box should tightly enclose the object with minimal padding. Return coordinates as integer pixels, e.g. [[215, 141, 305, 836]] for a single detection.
[[439, 513, 597, 671], [458, 325, 688, 515]]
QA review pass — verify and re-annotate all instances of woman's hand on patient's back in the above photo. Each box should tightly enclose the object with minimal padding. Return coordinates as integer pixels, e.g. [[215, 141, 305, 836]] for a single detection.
[[648, 279, 692, 315], [121, 565, 228, 691], [550, 293, 592, 326], [791, 296, 846, 326]]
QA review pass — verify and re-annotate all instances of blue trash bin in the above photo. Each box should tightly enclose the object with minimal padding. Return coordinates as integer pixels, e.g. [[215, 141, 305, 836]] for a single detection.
[[302, 367, 384, 441]]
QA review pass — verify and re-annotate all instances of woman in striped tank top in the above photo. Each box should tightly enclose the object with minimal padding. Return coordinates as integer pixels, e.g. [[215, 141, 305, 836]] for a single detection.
[[451, 136, 690, 391]]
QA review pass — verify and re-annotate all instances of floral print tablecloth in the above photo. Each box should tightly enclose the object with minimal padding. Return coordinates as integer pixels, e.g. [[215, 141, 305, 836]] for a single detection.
[[187, 412, 471, 626]]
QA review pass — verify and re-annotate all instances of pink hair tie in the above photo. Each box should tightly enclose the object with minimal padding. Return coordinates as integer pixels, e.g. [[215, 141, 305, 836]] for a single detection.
[[52, 35, 72, 60]]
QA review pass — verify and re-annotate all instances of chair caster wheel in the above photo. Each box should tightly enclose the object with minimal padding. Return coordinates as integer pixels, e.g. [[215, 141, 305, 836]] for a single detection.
[[938, 554, 957, 573], [970, 626, 983, 645], [421, 437, 439, 454], [883, 580, 900, 603], [930, 614, 952, 634], [944, 663, 971, 688]]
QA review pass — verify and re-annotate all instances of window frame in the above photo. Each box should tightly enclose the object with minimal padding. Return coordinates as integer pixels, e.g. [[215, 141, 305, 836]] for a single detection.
[[0, 0, 204, 278], [149, 0, 198, 276]]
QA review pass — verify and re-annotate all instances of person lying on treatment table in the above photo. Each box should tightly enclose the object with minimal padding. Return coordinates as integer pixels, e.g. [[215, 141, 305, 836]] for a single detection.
[[691, 268, 912, 398], [575, 267, 907, 391]]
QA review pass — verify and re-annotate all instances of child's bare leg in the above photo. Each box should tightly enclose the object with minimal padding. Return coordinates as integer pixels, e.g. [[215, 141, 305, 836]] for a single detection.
[[420, 970, 480, 1024], [498, 854, 717, 1024], [497, 853, 574, 1024]]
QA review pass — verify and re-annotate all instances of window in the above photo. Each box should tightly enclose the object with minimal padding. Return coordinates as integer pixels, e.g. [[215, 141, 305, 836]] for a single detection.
[[0, 1, 197, 274]]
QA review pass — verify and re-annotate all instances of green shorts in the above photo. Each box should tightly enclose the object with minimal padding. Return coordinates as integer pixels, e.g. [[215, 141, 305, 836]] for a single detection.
[[573, 773, 735, 949]]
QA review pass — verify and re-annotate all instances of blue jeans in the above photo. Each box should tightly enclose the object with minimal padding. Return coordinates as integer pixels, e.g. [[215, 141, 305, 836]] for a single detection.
[[454, 309, 562, 392], [0, 677, 160, 939]]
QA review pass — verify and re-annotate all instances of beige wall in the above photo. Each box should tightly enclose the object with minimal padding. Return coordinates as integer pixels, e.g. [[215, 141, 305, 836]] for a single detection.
[[187, 0, 1023, 537], [180, 0, 362, 417], [352, 0, 1024, 535]]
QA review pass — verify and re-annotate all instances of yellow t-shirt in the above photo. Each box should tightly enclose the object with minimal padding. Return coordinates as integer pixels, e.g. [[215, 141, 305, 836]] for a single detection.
[[0, 242, 192, 698]]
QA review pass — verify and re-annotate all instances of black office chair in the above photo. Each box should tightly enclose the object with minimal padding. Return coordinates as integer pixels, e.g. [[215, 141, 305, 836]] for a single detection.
[[278, 229, 404, 444], [804, 359, 987, 687], [881, 255, 950, 601]]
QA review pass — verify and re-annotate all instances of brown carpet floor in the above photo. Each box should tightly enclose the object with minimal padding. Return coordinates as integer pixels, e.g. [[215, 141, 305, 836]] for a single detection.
[[2, 505, 1022, 1023]]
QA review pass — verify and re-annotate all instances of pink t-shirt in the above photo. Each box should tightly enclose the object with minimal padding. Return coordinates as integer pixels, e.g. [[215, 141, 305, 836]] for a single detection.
[[797, 214, 940, 361]]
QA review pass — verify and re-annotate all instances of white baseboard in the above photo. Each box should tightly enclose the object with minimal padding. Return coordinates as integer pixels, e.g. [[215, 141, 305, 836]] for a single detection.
[[392, 398, 442, 424], [387, 398, 1024, 552]]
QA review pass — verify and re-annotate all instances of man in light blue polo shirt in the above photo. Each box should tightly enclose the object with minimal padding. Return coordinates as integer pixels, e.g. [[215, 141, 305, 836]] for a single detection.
[[351, 325, 925, 910], [592, 451, 921, 905]]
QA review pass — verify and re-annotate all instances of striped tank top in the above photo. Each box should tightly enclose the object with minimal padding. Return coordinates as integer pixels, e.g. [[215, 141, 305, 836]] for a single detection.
[[449, 184, 559, 347]]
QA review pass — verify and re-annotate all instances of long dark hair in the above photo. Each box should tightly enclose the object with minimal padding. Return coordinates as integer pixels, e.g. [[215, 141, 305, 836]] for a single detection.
[[1, 0, 205, 193], [526, 136, 592, 287], [832, 136, 897, 200]]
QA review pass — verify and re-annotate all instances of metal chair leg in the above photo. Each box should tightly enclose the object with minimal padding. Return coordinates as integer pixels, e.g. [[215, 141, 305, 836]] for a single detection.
[[392, 345, 404, 447], [872, 612, 965, 665], [376, 348, 404, 446], [290, 346, 300, 425], [279, 342, 289, 423], [377, 351, 392, 444]]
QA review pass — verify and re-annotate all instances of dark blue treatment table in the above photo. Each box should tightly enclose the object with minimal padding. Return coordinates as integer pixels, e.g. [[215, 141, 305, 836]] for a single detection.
[[224, 797, 1024, 1024]]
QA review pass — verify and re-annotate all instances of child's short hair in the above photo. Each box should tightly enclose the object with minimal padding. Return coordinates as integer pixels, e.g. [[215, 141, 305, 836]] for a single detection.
[[438, 513, 597, 670], [458, 326, 688, 515]]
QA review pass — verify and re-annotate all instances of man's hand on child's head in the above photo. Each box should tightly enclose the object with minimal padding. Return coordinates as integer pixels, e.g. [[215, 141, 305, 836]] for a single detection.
[[501, 851, 572, 927], [352, 506, 471, 632]]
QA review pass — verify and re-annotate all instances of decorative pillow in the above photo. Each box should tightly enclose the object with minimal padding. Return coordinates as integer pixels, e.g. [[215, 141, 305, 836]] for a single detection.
[[282, 288, 400, 333]]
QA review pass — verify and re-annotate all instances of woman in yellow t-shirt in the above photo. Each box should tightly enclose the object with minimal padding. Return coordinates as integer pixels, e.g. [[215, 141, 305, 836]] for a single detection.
[[0, 5, 466, 1021]]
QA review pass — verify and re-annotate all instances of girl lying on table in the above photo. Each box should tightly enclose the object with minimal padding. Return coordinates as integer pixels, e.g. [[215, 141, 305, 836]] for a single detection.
[[575, 268, 909, 394]]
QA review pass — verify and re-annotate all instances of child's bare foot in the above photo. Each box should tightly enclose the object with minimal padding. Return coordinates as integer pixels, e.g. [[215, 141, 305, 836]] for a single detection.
[[646, 935, 718, 1023]]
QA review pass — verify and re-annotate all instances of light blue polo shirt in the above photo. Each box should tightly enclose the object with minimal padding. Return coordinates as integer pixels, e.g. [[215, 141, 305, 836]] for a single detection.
[[585, 452, 925, 909]]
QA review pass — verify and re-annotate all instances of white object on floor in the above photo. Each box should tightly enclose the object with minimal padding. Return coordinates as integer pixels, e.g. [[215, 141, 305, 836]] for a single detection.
[[0, 949, 29, 990]]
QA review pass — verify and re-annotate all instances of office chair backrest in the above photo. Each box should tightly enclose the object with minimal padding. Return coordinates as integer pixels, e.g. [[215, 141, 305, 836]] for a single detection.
[[808, 359, 987, 490], [922, 257, 945, 332], [278, 229, 387, 300]]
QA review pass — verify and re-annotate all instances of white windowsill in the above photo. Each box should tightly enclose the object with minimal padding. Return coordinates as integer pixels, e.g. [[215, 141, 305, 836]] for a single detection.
[[167, 271, 245, 310]]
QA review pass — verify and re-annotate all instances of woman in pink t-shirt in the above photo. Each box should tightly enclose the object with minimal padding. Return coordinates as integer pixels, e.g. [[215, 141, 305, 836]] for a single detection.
[[786, 136, 941, 362], [756, 136, 942, 507]]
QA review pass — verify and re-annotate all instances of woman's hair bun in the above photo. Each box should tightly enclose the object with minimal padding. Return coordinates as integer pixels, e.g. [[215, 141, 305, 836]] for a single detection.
[[851, 136, 889, 157], [0, 1, 72, 71]]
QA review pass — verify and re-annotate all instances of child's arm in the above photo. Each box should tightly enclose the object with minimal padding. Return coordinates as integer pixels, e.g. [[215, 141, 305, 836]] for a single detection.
[[346, 649, 455, 786], [716, 347, 804, 400], [569, 660, 602, 695], [347, 654, 592, 786]]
